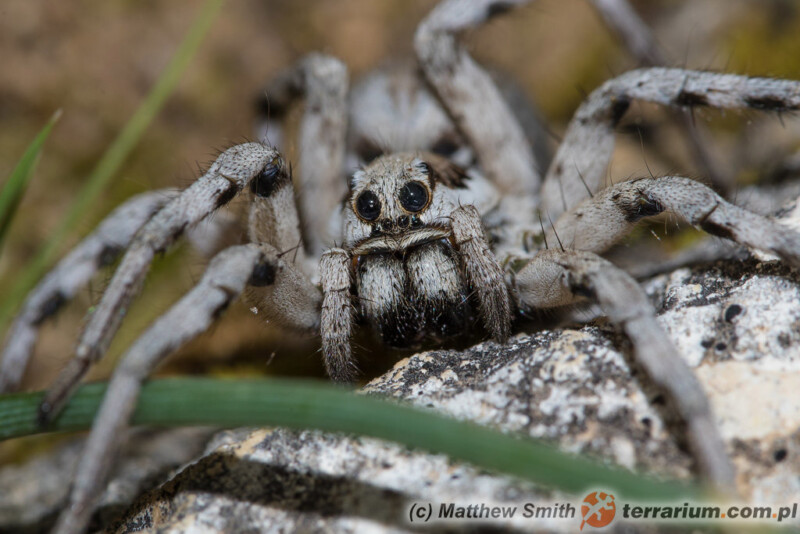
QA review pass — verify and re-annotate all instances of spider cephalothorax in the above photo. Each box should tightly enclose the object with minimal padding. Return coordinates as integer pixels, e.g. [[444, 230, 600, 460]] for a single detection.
[[5, 1, 800, 532], [345, 153, 496, 348]]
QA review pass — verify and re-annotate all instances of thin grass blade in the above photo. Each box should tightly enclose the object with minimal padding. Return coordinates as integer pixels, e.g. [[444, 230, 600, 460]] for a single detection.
[[0, 0, 224, 330], [0, 377, 700, 501], [0, 109, 62, 253]]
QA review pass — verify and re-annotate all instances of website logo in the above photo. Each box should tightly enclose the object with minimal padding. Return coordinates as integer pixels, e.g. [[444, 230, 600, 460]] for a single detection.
[[581, 491, 616, 530]]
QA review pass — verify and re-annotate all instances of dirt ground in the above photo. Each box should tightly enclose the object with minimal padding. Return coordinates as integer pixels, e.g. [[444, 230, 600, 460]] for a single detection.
[[0, 0, 799, 395]]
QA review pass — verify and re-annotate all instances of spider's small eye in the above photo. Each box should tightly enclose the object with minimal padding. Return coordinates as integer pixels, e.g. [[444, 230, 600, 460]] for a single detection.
[[355, 190, 382, 221], [398, 181, 429, 213]]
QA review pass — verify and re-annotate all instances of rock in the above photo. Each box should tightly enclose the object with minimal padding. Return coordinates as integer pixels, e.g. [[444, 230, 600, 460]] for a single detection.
[[109, 259, 800, 532], [0, 428, 214, 533], [2, 258, 800, 533]]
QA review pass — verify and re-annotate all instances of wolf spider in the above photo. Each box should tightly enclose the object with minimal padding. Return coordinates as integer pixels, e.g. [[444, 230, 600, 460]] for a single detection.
[[3, 0, 800, 532]]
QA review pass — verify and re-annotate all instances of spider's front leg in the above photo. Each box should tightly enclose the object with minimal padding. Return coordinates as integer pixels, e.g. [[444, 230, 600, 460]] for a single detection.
[[415, 0, 540, 197], [540, 68, 800, 221], [37, 143, 282, 424], [0, 190, 177, 393], [547, 176, 800, 268], [54, 132, 328, 534], [510, 249, 735, 489], [257, 53, 349, 256], [451, 205, 511, 342], [320, 248, 355, 383], [52, 242, 321, 534]]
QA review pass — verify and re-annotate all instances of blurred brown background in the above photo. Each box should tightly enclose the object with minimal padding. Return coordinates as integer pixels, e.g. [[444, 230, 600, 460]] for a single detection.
[[0, 0, 799, 394]]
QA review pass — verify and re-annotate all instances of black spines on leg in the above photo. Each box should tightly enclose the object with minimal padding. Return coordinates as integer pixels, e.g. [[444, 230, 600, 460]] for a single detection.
[[250, 161, 289, 198]]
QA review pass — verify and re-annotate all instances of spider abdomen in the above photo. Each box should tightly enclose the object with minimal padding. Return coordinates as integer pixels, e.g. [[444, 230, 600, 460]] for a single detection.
[[356, 239, 470, 347]]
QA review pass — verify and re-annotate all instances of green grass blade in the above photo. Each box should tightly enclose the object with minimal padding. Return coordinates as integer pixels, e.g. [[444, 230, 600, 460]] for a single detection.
[[0, 377, 699, 501], [0, 109, 62, 252], [0, 0, 224, 330]]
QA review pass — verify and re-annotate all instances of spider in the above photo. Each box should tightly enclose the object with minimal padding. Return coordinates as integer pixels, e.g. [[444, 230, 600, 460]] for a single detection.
[[3, 0, 800, 532]]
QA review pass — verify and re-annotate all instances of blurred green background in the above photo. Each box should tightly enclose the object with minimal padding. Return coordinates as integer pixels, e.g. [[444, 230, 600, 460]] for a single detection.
[[0, 0, 799, 394]]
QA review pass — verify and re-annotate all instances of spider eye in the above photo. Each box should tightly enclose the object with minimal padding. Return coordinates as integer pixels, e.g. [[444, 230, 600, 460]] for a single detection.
[[355, 190, 382, 221], [398, 181, 429, 212]]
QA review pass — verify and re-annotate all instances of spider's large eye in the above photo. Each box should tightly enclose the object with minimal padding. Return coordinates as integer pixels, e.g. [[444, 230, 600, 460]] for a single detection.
[[355, 190, 382, 221], [398, 181, 430, 212]]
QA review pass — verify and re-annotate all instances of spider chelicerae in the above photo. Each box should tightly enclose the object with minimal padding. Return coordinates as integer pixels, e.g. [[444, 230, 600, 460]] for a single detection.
[[3, 1, 800, 532]]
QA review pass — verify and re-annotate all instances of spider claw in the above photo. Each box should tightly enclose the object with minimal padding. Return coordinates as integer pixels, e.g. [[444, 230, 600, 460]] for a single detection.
[[37, 358, 90, 427]]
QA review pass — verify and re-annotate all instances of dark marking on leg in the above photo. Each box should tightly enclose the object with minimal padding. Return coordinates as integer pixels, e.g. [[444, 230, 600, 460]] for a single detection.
[[97, 244, 123, 268], [486, 1, 514, 18], [700, 219, 735, 240], [211, 299, 232, 320], [430, 137, 460, 158], [215, 183, 239, 207], [32, 292, 67, 325], [249, 262, 276, 287], [610, 96, 631, 126], [211, 286, 239, 320], [425, 156, 470, 189], [355, 138, 385, 164], [676, 90, 710, 107], [744, 95, 797, 112], [569, 279, 596, 300], [619, 194, 664, 223], [249, 163, 289, 198]]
